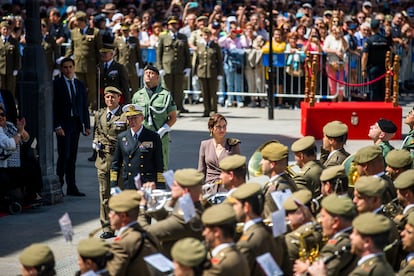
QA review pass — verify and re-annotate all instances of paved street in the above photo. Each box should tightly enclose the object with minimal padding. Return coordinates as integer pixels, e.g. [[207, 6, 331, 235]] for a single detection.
[[0, 102, 411, 275]]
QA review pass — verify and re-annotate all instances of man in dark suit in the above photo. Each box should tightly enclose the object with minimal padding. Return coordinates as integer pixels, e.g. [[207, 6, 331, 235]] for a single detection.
[[53, 57, 91, 196], [110, 104, 164, 190]]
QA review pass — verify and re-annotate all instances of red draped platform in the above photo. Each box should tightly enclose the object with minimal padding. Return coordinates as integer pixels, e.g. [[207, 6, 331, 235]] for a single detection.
[[301, 102, 402, 140]]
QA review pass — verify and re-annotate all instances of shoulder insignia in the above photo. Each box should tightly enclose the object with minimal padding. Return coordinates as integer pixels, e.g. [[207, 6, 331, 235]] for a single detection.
[[227, 138, 241, 146], [211, 258, 220, 264], [114, 236, 121, 241], [327, 239, 337, 245]]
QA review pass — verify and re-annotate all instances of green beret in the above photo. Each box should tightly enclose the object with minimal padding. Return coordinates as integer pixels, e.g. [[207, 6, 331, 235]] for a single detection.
[[354, 176, 385, 197], [230, 183, 262, 200], [352, 213, 391, 235], [407, 212, 414, 227], [109, 190, 141, 212], [283, 189, 312, 211], [291, 136, 315, 152], [219, 154, 246, 171], [171, 238, 206, 267], [104, 86, 122, 95], [19, 243, 54, 267], [385, 150, 412, 168], [174, 169, 204, 187], [323, 121, 348, 137], [321, 194, 356, 217], [78, 238, 110, 258], [202, 203, 236, 226], [394, 169, 414, 189], [353, 145, 382, 164], [75, 11, 87, 21], [261, 142, 288, 161], [320, 165, 346, 182]]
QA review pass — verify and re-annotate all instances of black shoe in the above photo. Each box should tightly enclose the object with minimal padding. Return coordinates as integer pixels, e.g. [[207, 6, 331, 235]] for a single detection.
[[67, 191, 86, 197], [100, 232, 115, 239], [88, 151, 97, 162], [180, 108, 189, 113]]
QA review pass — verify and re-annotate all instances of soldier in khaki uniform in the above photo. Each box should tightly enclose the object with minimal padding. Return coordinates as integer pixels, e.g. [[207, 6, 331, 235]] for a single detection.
[[385, 149, 413, 181], [260, 141, 298, 219], [399, 212, 414, 275], [291, 136, 323, 196], [107, 190, 161, 276], [0, 21, 20, 96], [230, 183, 292, 276], [138, 169, 204, 258], [219, 154, 247, 194], [171, 237, 209, 276], [19, 243, 55, 276], [76, 238, 112, 276], [114, 24, 143, 93], [320, 121, 350, 167], [393, 170, 414, 229], [132, 65, 177, 170], [93, 86, 127, 239], [319, 165, 349, 197], [294, 194, 358, 275], [65, 11, 103, 110], [201, 203, 250, 276]]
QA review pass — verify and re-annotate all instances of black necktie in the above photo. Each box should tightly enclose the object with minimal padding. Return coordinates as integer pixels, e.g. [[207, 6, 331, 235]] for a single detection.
[[68, 80, 78, 116], [106, 112, 112, 122], [104, 62, 108, 74], [134, 133, 138, 140]]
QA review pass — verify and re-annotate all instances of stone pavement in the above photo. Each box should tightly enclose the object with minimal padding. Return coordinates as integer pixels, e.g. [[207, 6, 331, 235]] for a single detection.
[[0, 102, 411, 275]]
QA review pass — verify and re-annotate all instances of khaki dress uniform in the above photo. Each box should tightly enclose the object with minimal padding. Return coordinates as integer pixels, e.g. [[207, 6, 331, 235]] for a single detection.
[[321, 148, 350, 168], [399, 258, 414, 276], [132, 85, 177, 170], [94, 106, 127, 233], [65, 26, 103, 110], [114, 35, 143, 93], [293, 160, 323, 196], [349, 254, 394, 276], [204, 244, 250, 276], [0, 35, 20, 96]]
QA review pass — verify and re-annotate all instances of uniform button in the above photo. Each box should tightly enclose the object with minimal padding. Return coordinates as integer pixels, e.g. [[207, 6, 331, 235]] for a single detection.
[[128, 172, 131, 176], [129, 155, 132, 158], [140, 165, 144, 168], [128, 164, 131, 167], [140, 156, 143, 159]]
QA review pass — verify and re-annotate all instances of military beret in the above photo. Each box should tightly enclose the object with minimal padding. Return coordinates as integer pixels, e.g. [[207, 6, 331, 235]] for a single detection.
[[291, 136, 315, 152], [144, 64, 160, 75], [320, 165, 346, 182], [407, 212, 414, 227], [354, 176, 385, 197], [197, 15, 208, 22], [323, 121, 348, 138], [219, 154, 246, 171], [122, 104, 144, 117], [321, 194, 356, 217], [353, 213, 391, 235], [171, 238, 206, 267], [0, 21, 9, 28], [109, 190, 141, 212], [75, 11, 87, 21], [19, 243, 54, 267], [261, 142, 288, 161], [324, 10, 333, 16], [385, 150, 412, 168], [394, 169, 414, 189], [104, 86, 122, 95], [377, 119, 397, 133], [230, 183, 262, 200], [353, 145, 382, 164], [174, 169, 204, 187], [202, 203, 236, 226], [283, 189, 312, 211], [78, 238, 110, 258]]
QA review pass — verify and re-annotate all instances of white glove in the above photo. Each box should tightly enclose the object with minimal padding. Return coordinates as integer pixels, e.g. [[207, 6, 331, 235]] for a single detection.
[[92, 141, 102, 151], [56, 56, 65, 65], [13, 70, 18, 76], [183, 68, 191, 77], [157, 123, 171, 138], [159, 69, 165, 76], [217, 75, 223, 80], [110, 187, 121, 196], [193, 75, 199, 81], [52, 69, 60, 77], [138, 69, 144, 76]]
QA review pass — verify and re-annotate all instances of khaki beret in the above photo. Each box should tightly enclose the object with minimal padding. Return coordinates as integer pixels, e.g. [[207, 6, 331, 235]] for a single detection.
[[174, 169, 204, 187], [104, 86, 122, 95], [353, 145, 382, 164], [78, 238, 110, 258], [321, 194, 356, 217], [394, 169, 414, 189], [323, 121, 348, 137], [353, 213, 391, 235], [385, 150, 412, 168], [407, 212, 414, 227], [19, 243, 54, 267], [219, 154, 246, 171], [0, 21, 9, 28], [320, 165, 346, 182], [202, 203, 236, 226], [171, 238, 206, 267], [354, 176, 385, 197], [109, 190, 141, 212], [75, 11, 87, 21], [377, 119, 397, 133], [230, 183, 262, 200], [291, 136, 315, 153], [261, 142, 288, 161], [283, 189, 312, 211]]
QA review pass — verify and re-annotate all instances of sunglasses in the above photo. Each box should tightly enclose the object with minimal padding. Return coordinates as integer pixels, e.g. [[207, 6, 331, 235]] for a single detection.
[[0, 112, 6, 117]]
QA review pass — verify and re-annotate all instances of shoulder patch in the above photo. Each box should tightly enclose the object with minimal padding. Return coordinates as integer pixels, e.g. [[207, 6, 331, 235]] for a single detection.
[[327, 239, 337, 245]]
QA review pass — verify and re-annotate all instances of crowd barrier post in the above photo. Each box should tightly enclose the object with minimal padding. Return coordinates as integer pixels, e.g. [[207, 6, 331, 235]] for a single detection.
[[393, 55, 400, 107], [385, 51, 392, 103]]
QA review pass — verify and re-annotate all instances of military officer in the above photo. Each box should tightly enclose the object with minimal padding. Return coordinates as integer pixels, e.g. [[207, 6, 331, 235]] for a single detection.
[[260, 141, 298, 219], [401, 107, 414, 159], [138, 168, 204, 258], [399, 212, 414, 275], [294, 194, 358, 275], [230, 183, 291, 276], [320, 121, 350, 167], [19, 243, 55, 276], [291, 136, 323, 196], [320, 165, 349, 197], [114, 23, 143, 93], [219, 154, 247, 194], [368, 118, 397, 160], [132, 65, 177, 170], [0, 21, 20, 97], [76, 238, 112, 276], [156, 16, 191, 114], [201, 203, 250, 276], [171, 237, 209, 276], [107, 190, 161, 276], [65, 11, 103, 111], [110, 104, 164, 190], [385, 149, 413, 181], [93, 86, 127, 239], [393, 170, 414, 229]]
